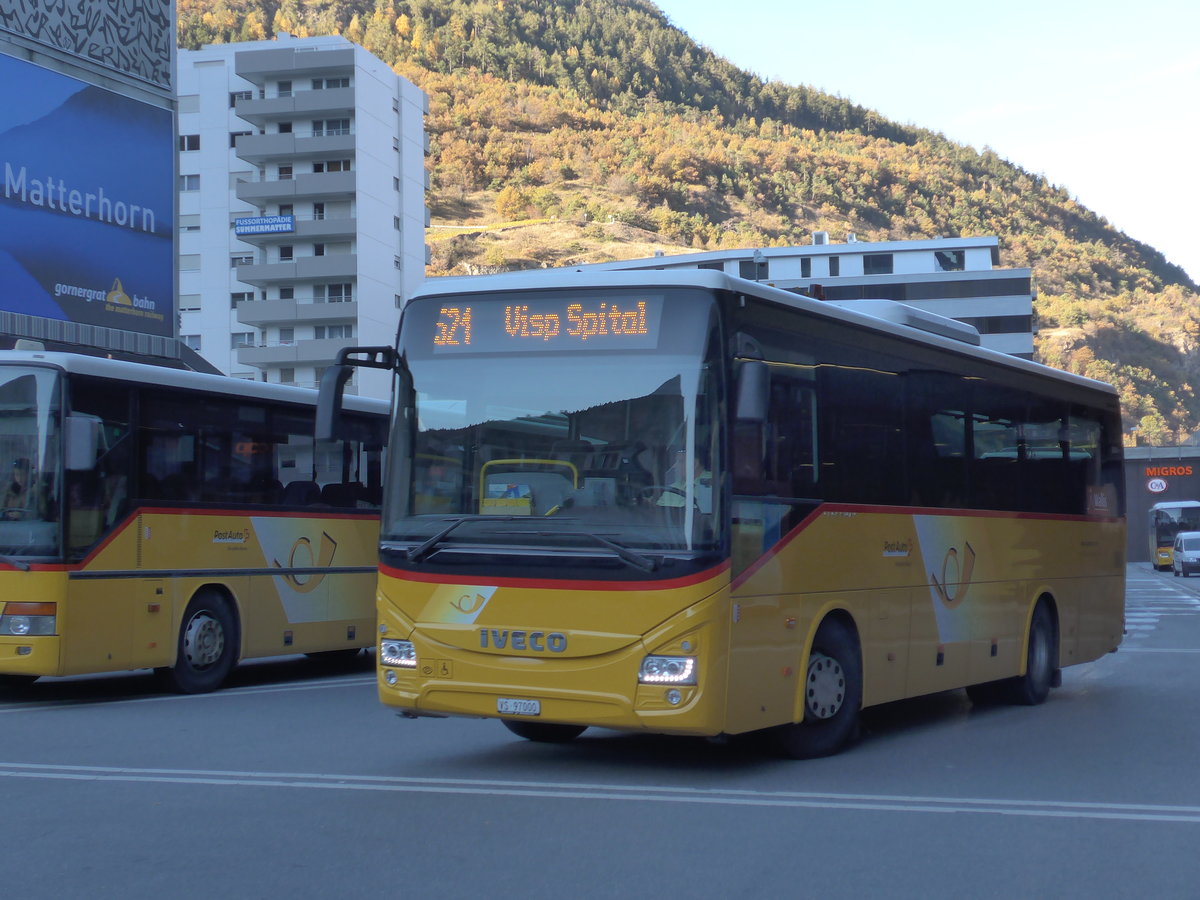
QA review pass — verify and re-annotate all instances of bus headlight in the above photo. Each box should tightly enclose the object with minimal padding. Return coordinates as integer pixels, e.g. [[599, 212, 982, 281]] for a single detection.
[[380, 638, 417, 668], [0, 603, 56, 636], [638, 655, 696, 685]]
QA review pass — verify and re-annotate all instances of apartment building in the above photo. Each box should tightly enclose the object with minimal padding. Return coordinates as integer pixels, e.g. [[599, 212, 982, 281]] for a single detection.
[[177, 34, 428, 399], [575, 234, 1035, 357]]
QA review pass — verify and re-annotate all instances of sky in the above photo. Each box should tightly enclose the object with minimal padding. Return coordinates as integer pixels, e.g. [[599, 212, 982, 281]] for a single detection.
[[651, 0, 1200, 285]]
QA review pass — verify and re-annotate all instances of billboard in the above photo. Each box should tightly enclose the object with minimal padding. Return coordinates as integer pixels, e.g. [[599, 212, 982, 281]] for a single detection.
[[0, 52, 174, 338]]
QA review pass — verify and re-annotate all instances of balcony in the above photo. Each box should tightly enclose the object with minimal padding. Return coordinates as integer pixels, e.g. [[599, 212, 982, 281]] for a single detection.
[[235, 47, 356, 84], [235, 131, 355, 164], [236, 298, 359, 327], [236, 337, 354, 367], [233, 253, 358, 286], [235, 85, 355, 126], [235, 170, 356, 205]]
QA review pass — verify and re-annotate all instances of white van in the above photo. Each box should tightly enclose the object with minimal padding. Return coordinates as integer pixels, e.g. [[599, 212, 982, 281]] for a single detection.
[[1173, 531, 1200, 577]]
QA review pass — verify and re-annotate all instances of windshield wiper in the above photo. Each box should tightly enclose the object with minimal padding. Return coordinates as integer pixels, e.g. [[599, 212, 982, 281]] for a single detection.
[[0, 554, 30, 572], [526, 529, 658, 574], [405, 515, 528, 563]]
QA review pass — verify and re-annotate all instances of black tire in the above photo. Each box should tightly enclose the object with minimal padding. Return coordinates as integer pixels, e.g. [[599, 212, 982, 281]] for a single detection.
[[1000, 601, 1056, 706], [502, 719, 587, 743], [162, 591, 238, 694], [773, 617, 863, 759]]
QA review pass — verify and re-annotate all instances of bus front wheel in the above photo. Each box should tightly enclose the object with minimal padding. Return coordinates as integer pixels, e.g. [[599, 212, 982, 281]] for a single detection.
[[502, 719, 587, 743], [160, 591, 238, 694], [774, 617, 863, 759]]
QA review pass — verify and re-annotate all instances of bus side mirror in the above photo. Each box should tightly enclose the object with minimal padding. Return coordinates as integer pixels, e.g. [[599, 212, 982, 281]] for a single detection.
[[736, 360, 769, 423], [65, 416, 101, 471], [316, 365, 353, 442]]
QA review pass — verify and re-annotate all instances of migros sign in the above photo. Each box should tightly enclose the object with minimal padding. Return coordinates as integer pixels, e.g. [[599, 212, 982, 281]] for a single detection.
[[1145, 466, 1194, 478]]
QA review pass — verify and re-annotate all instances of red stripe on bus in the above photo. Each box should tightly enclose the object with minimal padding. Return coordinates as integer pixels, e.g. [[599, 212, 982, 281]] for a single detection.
[[380, 560, 731, 593]]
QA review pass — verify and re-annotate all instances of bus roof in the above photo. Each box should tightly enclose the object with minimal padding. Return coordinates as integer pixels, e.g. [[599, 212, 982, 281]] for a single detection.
[[411, 269, 1117, 397], [0, 350, 389, 415]]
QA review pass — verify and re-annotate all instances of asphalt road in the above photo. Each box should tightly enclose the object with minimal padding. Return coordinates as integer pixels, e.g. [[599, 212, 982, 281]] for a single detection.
[[3, 564, 1199, 899]]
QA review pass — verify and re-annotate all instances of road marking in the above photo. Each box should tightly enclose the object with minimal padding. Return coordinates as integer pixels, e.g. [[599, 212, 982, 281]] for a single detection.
[[1, 761, 1200, 824], [0, 675, 375, 714]]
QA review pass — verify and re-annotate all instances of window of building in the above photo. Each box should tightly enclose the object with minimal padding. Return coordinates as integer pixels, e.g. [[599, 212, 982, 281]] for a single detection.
[[316, 283, 352, 303], [697, 262, 723, 272], [313, 243, 325, 257], [277, 164, 292, 181], [738, 259, 767, 281], [801, 257, 812, 278], [313, 159, 351, 173], [393, 177, 400, 191], [279, 246, 294, 262], [279, 328, 294, 344], [182, 335, 202, 352], [231, 332, 256, 349], [179, 214, 201, 233], [180, 254, 201, 271], [230, 130, 251, 148], [278, 121, 292, 134], [394, 216, 401, 230], [863, 254, 894, 276], [229, 90, 251, 107], [278, 204, 293, 217], [279, 368, 295, 384], [935, 250, 966, 272], [231, 254, 253, 268], [279, 286, 295, 300], [178, 134, 200, 151], [179, 174, 200, 192], [394, 256, 402, 270], [231, 292, 252, 308], [276, 80, 293, 98], [829, 256, 840, 277], [313, 202, 325, 220], [179, 295, 201, 312], [314, 324, 354, 340], [313, 118, 350, 136], [312, 77, 349, 90]]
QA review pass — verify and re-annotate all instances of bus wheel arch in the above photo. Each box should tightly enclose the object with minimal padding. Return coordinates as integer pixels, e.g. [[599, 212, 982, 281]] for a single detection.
[[773, 611, 863, 759], [159, 585, 241, 694]]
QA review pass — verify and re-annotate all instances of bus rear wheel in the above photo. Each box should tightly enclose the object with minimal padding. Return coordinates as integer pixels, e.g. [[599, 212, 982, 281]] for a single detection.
[[970, 601, 1056, 707], [773, 617, 862, 759], [160, 591, 238, 694], [502, 719, 587, 743]]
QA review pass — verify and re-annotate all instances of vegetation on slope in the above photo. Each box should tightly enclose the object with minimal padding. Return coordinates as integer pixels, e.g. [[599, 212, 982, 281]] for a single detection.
[[178, 0, 1200, 444]]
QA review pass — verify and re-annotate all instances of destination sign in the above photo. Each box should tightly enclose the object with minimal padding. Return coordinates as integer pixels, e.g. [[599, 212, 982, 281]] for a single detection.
[[430, 295, 664, 353]]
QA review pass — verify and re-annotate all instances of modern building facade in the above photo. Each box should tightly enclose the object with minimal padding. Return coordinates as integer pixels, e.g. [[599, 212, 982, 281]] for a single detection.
[[575, 235, 1034, 358], [177, 34, 428, 399]]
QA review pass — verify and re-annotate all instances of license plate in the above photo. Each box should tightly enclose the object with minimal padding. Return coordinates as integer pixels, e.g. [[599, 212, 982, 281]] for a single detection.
[[497, 698, 540, 716]]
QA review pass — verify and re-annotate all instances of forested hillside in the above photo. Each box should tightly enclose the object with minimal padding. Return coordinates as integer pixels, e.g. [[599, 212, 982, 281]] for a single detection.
[[178, 0, 1200, 445]]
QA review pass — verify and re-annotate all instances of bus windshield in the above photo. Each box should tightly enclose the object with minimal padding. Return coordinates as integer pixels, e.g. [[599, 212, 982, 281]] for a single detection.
[[0, 365, 62, 558], [1153, 504, 1200, 548], [388, 289, 721, 559]]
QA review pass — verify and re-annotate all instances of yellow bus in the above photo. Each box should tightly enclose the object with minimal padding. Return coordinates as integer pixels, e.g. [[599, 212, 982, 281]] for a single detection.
[[320, 270, 1125, 757], [1148, 500, 1200, 570], [0, 351, 387, 693]]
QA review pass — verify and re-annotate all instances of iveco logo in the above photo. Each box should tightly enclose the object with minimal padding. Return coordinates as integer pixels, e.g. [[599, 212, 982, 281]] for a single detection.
[[479, 628, 567, 652]]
